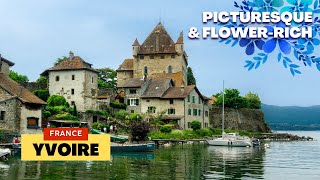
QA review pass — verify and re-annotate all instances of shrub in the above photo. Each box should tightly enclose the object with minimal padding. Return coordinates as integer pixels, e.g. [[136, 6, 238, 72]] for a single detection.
[[47, 95, 69, 107], [55, 113, 79, 121], [160, 125, 172, 133], [130, 121, 150, 141], [33, 90, 50, 102], [129, 113, 142, 121], [196, 128, 213, 137], [42, 110, 51, 118], [115, 110, 130, 120], [110, 102, 127, 109], [190, 120, 201, 131], [92, 122, 104, 130]]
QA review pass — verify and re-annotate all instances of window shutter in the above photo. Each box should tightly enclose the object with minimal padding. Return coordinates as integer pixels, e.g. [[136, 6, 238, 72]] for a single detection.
[[127, 99, 130, 105], [136, 99, 139, 105]]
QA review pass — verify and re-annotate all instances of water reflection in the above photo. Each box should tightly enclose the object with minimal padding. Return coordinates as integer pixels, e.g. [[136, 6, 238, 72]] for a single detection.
[[204, 146, 265, 179], [0, 144, 266, 179]]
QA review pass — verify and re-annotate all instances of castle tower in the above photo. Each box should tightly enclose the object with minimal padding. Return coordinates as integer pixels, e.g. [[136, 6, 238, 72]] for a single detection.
[[132, 38, 140, 57]]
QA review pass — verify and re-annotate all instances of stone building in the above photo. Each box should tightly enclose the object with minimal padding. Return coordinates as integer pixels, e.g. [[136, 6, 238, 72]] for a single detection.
[[0, 56, 46, 134], [117, 22, 211, 129], [41, 52, 99, 112]]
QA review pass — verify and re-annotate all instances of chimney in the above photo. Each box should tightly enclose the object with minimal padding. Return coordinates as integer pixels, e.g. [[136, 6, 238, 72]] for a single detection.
[[180, 85, 185, 95], [69, 51, 74, 60]]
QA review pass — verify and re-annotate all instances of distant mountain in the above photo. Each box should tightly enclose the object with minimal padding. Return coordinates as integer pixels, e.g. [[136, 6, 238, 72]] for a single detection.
[[261, 104, 320, 130]]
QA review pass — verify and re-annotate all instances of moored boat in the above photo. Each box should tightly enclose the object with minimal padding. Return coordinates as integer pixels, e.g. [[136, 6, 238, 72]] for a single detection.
[[0, 148, 11, 159], [111, 143, 155, 152]]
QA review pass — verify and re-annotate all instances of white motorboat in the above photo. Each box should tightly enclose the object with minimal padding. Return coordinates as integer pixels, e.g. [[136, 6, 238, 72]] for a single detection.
[[206, 81, 252, 147]]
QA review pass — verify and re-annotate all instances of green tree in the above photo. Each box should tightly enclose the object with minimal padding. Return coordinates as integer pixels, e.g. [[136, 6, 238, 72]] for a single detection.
[[9, 70, 29, 83], [47, 95, 69, 107], [33, 89, 50, 102], [190, 120, 201, 131], [36, 76, 48, 84], [97, 68, 117, 89], [187, 67, 196, 85], [54, 56, 68, 66], [214, 88, 248, 109], [245, 92, 261, 109]]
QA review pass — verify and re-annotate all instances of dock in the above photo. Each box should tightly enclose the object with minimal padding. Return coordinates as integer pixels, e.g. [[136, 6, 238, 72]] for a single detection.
[[151, 139, 205, 146]]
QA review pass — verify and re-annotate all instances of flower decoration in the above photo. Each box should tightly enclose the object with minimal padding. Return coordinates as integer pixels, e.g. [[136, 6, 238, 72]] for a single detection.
[[219, 0, 320, 76]]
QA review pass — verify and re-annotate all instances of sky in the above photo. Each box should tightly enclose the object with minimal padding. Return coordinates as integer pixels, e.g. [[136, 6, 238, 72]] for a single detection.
[[0, 0, 319, 106]]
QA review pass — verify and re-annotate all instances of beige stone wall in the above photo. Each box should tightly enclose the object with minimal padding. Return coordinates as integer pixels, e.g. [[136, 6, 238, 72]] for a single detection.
[[0, 61, 10, 76], [20, 105, 43, 134], [117, 71, 133, 87], [121, 87, 142, 113], [0, 98, 19, 132], [133, 54, 187, 82], [48, 70, 98, 112], [184, 89, 210, 129]]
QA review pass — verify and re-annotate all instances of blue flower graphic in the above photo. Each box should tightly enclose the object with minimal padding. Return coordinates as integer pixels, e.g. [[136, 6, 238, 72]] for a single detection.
[[239, 38, 265, 55], [281, 0, 313, 13], [298, 31, 320, 51], [255, 0, 284, 12], [263, 23, 291, 54]]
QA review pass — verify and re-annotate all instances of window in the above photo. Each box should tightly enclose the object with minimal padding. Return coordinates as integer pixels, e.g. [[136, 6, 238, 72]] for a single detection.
[[188, 95, 190, 102], [198, 110, 201, 116], [146, 100, 150, 102], [55, 76, 60, 82], [148, 106, 156, 113], [193, 109, 197, 116], [188, 109, 192, 115], [92, 77, 94, 83], [128, 98, 139, 106], [170, 99, 174, 104], [71, 89, 75, 95], [144, 66, 148, 75], [167, 66, 173, 73], [199, 96, 201, 104], [71, 101, 75, 106], [72, 75, 75, 80], [131, 110, 135, 113], [150, 55, 154, 59], [205, 123, 208, 128], [27, 117, 39, 129], [0, 111, 5, 120], [160, 55, 165, 59], [129, 89, 137, 94], [139, 55, 144, 59], [168, 108, 176, 114], [192, 96, 195, 103], [171, 55, 175, 59], [205, 111, 209, 117]]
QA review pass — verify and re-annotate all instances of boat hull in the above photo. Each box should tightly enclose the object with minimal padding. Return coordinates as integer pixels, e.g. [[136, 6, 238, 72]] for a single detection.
[[111, 144, 155, 152], [206, 139, 252, 147]]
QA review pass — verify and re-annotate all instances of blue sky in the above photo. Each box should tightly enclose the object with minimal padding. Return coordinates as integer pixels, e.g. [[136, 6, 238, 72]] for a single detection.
[[0, 0, 319, 106]]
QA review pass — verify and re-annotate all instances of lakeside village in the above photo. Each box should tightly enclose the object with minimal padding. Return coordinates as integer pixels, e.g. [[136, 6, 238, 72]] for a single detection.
[[0, 22, 312, 155]]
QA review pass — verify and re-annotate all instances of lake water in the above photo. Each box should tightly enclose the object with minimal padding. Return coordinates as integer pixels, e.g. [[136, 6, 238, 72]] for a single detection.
[[1, 131, 320, 179]]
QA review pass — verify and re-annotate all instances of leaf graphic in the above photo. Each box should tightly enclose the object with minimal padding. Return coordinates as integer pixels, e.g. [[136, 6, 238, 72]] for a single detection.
[[278, 53, 282, 62]]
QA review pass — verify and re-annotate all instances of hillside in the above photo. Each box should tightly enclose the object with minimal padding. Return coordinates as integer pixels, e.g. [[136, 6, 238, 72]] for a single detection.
[[261, 104, 320, 130]]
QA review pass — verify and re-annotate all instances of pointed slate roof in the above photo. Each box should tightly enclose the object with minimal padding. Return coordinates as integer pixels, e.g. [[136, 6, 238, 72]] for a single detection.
[[0, 55, 15, 66], [138, 22, 176, 55], [141, 78, 173, 98], [176, 31, 184, 44], [133, 38, 140, 46], [117, 59, 134, 71]]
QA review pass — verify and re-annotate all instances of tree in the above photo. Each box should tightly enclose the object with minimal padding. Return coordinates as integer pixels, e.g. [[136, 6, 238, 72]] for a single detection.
[[187, 67, 196, 85], [54, 56, 68, 66], [9, 70, 29, 83], [33, 90, 50, 102], [190, 120, 201, 131], [97, 68, 117, 89], [214, 88, 248, 109], [47, 95, 69, 107], [245, 92, 261, 109], [36, 76, 48, 84], [129, 121, 150, 141]]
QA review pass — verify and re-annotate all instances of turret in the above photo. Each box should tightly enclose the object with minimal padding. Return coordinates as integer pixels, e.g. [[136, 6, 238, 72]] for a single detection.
[[132, 38, 140, 57], [175, 31, 184, 54], [0, 54, 15, 76]]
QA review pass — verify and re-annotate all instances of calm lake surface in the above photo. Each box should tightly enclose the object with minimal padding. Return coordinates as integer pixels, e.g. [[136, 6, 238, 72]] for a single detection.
[[1, 131, 320, 179]]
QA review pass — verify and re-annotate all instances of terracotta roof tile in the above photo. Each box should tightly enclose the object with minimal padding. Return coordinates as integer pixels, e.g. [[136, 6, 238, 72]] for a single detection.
[[133, 38, 140, 46], [0, 73, 46, 105], [138, 22, 176, 55], [161, 115, 184, 120], [118, 78, 147, 88], [41, 56, 98, 76], [117, 59, 134, 71]]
